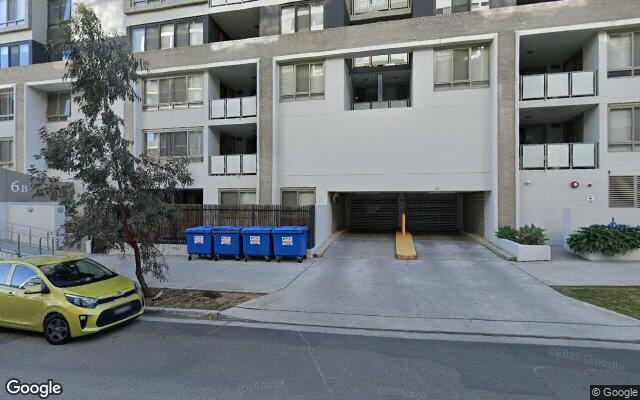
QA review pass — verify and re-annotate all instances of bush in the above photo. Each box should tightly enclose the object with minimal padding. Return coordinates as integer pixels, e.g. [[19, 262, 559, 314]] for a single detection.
[[496, 224, 547, 245], [567, 224, 640, 256]]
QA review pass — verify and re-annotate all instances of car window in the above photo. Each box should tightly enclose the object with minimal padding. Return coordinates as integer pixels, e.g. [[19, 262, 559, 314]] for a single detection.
[[0, 263, 12, 286], [10, 266, 38, 289], [40, 258, 116, 288]]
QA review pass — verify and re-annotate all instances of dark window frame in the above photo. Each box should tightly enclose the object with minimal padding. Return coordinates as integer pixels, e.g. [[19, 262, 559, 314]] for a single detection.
[[130, 17, 205, 53], [279, 2, 324, 35]]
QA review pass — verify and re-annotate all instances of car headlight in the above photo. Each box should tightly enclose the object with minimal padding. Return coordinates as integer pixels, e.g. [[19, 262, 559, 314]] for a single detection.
[[65, 294, 99, 309]]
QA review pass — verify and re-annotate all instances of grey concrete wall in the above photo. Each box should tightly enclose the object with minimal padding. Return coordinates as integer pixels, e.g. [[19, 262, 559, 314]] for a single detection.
[[258, 57, 273, 204]]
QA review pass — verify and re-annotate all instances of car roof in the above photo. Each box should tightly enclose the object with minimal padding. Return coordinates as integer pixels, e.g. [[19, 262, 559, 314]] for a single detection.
[[1, 255, 85, 268]]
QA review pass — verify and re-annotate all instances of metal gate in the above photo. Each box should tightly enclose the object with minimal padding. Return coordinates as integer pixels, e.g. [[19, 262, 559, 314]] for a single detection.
[[348, 194, 398, 231], [405, 193, 460, 232]]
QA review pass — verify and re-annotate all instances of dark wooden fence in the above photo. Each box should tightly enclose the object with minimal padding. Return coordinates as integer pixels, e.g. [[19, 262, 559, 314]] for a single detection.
[[155, 204, 315, 247]]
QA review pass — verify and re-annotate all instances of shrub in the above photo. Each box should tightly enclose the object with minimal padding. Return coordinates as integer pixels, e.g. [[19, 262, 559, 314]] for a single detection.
[[496, 225, 518, 241], [496, 224, 547, 245], [567, 224, 640, 256]]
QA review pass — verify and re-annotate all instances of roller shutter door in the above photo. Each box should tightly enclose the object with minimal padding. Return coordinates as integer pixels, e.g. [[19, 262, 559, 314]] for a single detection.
[[349, 194, 398, 231], [405, 193, 460, 232]]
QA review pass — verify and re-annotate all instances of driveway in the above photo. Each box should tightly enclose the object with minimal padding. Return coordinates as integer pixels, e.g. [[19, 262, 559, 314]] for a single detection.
[[223, 233, 640, 342]]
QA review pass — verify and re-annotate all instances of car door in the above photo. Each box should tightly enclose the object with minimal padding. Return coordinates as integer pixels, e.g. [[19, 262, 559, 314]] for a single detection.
[[3, 265, 47, 330], [0, 263, 14, 326]]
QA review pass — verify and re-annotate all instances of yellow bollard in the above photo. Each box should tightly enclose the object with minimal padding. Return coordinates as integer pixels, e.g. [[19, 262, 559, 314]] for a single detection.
[[402, 213, 406, 236]]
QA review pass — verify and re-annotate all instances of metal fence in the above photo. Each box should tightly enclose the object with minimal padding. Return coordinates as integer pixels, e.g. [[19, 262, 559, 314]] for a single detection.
[[155, 204, 316, 248]]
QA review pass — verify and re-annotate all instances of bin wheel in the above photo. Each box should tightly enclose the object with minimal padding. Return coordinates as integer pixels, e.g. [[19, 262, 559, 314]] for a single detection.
[[303, 255, 307, 259], [214, 255, 220, 261], [276, 257, 281, 263], [235, 255, 240, 261], [244, 256, 248, 262], [265, 257, 271, 262], [297, 257, 303, 263], [188, 255, 192, 261]]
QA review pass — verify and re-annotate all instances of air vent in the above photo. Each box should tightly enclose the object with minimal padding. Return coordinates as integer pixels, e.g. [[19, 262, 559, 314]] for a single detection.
[[609, 176, 636, 208]]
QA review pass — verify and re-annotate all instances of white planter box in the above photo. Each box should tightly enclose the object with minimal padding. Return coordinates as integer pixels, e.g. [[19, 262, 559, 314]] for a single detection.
[[496, 238, 551, 262], [574, 249, 640, 262]]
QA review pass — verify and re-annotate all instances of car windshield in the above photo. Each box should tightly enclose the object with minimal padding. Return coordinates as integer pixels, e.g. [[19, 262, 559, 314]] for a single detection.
[[40, 258, 117, 288]]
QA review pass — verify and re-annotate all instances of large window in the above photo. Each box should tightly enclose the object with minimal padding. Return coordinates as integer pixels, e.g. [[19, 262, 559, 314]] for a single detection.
[[0, 90, 13, 120], [608, 32, 640, 77], [144, 74, 203, 110], [282, 189, 315, 207], [434, 45, 489, 89], [352, 0, 409, 14], [144, 128, 203, 160], [132, 19, 203, 52], [0, 0, 26, 28], [47, 92, 71, 122], [281, 3, 323, 34], [0, 42, 29, 68], [0, 138, 13, 168], [280, 62, 324, 101], [435, 0, 489, 14], [608, 104, 640, 152], [220, 190, 256, 206], [48, 0, 71, 26]]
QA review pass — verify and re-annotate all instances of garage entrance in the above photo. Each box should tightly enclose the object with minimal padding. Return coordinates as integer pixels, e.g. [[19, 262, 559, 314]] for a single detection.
[[335, 192, 486, 236]]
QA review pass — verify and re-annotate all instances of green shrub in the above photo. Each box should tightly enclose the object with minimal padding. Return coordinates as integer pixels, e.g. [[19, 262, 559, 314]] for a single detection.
[[496, 224, 547, 245], [496, 225, 518, 241], [567, 224, 640, 256]]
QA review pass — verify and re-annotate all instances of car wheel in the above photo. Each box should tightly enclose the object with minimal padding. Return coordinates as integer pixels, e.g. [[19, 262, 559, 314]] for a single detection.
[[43, 314, 71, 345]]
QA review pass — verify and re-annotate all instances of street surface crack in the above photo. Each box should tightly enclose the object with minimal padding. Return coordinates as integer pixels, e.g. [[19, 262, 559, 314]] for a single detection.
[[297, 331, 334, 400]]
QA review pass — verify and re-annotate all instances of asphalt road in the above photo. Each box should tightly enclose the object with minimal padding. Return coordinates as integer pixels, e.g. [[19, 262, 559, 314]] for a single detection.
[[0, 318, 639, 400]]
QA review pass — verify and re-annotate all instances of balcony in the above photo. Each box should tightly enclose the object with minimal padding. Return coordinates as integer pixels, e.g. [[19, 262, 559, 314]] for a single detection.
[[353, 99, 409, 110], [352, 0, 409, 14], [210, 0, 256, 5], [210, 96, 257, 120], [520, 143, 598, 170], [520, 71, 597, 101], [209, 154, 257, 175]]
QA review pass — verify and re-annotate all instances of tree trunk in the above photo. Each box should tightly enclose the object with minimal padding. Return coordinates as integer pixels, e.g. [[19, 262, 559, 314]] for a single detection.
[[130, 240, 152, 298]]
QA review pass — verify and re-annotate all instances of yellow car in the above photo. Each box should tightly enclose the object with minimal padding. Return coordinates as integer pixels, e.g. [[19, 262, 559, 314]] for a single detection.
[[0, 255, 144, 345]]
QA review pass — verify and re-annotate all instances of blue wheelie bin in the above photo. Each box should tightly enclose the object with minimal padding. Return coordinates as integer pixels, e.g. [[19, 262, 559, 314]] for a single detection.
[[184, 226, 215, 260], [211, 226, 243, 261], [272, 226, 309, 263], [241, 227, 274, 262]]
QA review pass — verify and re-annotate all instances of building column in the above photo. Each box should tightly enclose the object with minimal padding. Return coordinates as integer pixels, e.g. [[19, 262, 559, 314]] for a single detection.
[[258, 56, 273, 204]]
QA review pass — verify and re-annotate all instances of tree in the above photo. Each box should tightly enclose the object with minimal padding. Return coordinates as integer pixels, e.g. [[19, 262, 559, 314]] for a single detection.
[[28, 4, 193, 298]]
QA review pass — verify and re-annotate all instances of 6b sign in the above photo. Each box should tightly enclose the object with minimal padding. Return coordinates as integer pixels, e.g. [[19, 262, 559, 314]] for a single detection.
[[10, 181, 28, 193]]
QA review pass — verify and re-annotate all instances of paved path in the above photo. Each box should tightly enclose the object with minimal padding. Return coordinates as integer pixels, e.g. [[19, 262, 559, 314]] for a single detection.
[[222, 234, 640, 343], [91, 254, 311, 293], [1, 319, 639, 400]]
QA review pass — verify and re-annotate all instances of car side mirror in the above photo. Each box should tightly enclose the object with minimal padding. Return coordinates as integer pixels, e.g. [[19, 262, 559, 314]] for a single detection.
[[23, 281, 48, 295]]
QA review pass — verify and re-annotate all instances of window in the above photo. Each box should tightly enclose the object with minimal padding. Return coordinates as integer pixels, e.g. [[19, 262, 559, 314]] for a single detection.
[[131, 18, 204, 52], [280, 62, 324, 101], [144, 128, 203, 160], [220, 190, 256, 206], [46, 92, 71, 122], [0, 42, 28, 68], [608, 105, 640, 152], [0, 0, 26, 28], [0, 139, 13, 168], [353, 53, 409, 68], [0, 263, 11, 285], [282, 189, 315, 206], [10, 265, 37, 288], [352, 0, 409, 14], [609, 176, 640, 208], [48, 0, 71, 26], [281, 3, 323, 34], [608, 32, 640, 77], [434, 46, 489, 88], [0, 90, 13, 120], [144, 75, 203, 110], [435, 0, 489, 14]]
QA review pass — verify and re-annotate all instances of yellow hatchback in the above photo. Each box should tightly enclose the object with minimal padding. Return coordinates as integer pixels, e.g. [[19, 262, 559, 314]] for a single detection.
[[0, 255, 144, 345]]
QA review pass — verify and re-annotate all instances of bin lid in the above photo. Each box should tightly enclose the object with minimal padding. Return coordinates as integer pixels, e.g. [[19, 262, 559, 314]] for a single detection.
[[241, 226, 273, 234], [211, 225, 243, 233], [271, 226, 309, 234], [185, 226, 214, 234]]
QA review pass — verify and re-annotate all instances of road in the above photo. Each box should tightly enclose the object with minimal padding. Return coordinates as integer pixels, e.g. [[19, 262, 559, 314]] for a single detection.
[[1, 318, 639, 400]]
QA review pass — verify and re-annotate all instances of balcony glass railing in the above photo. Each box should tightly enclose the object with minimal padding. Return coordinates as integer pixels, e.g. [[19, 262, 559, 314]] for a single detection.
[[210, 0, 256, 6], [520, 143, 598, 170], [520, 71, 597, 100], [210, 154, 257, 175], [210, 96, 257, 119], [352, 0, 409, 14], [352, 99, 409, 110]]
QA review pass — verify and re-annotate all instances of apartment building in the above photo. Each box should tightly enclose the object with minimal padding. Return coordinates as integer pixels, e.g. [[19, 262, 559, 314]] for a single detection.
[[1, 0, 640, 249]]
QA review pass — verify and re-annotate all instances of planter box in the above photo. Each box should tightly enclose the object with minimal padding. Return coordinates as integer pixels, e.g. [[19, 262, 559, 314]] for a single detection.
[[573, 249, 640, 262], [495, 238, 551, 262]]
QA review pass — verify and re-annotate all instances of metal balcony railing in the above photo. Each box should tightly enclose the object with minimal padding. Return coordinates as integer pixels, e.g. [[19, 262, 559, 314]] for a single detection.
[[352, 99, 410, 110], [209, 154, 257, 175], [520, 70, 597, 100], [352, 0, 409, 14], [520, 143, 598, 170], [210, 96, 257, 119], [210, 0, 257, 6]]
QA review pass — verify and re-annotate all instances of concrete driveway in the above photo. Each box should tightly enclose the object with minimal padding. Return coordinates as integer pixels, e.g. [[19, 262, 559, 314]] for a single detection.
[[223, 233, 640, 342]]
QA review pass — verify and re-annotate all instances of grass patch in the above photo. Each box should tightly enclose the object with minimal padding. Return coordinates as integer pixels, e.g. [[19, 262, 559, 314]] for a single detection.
[[147, 288, 262, 311], [554, 286, 640, 320]]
